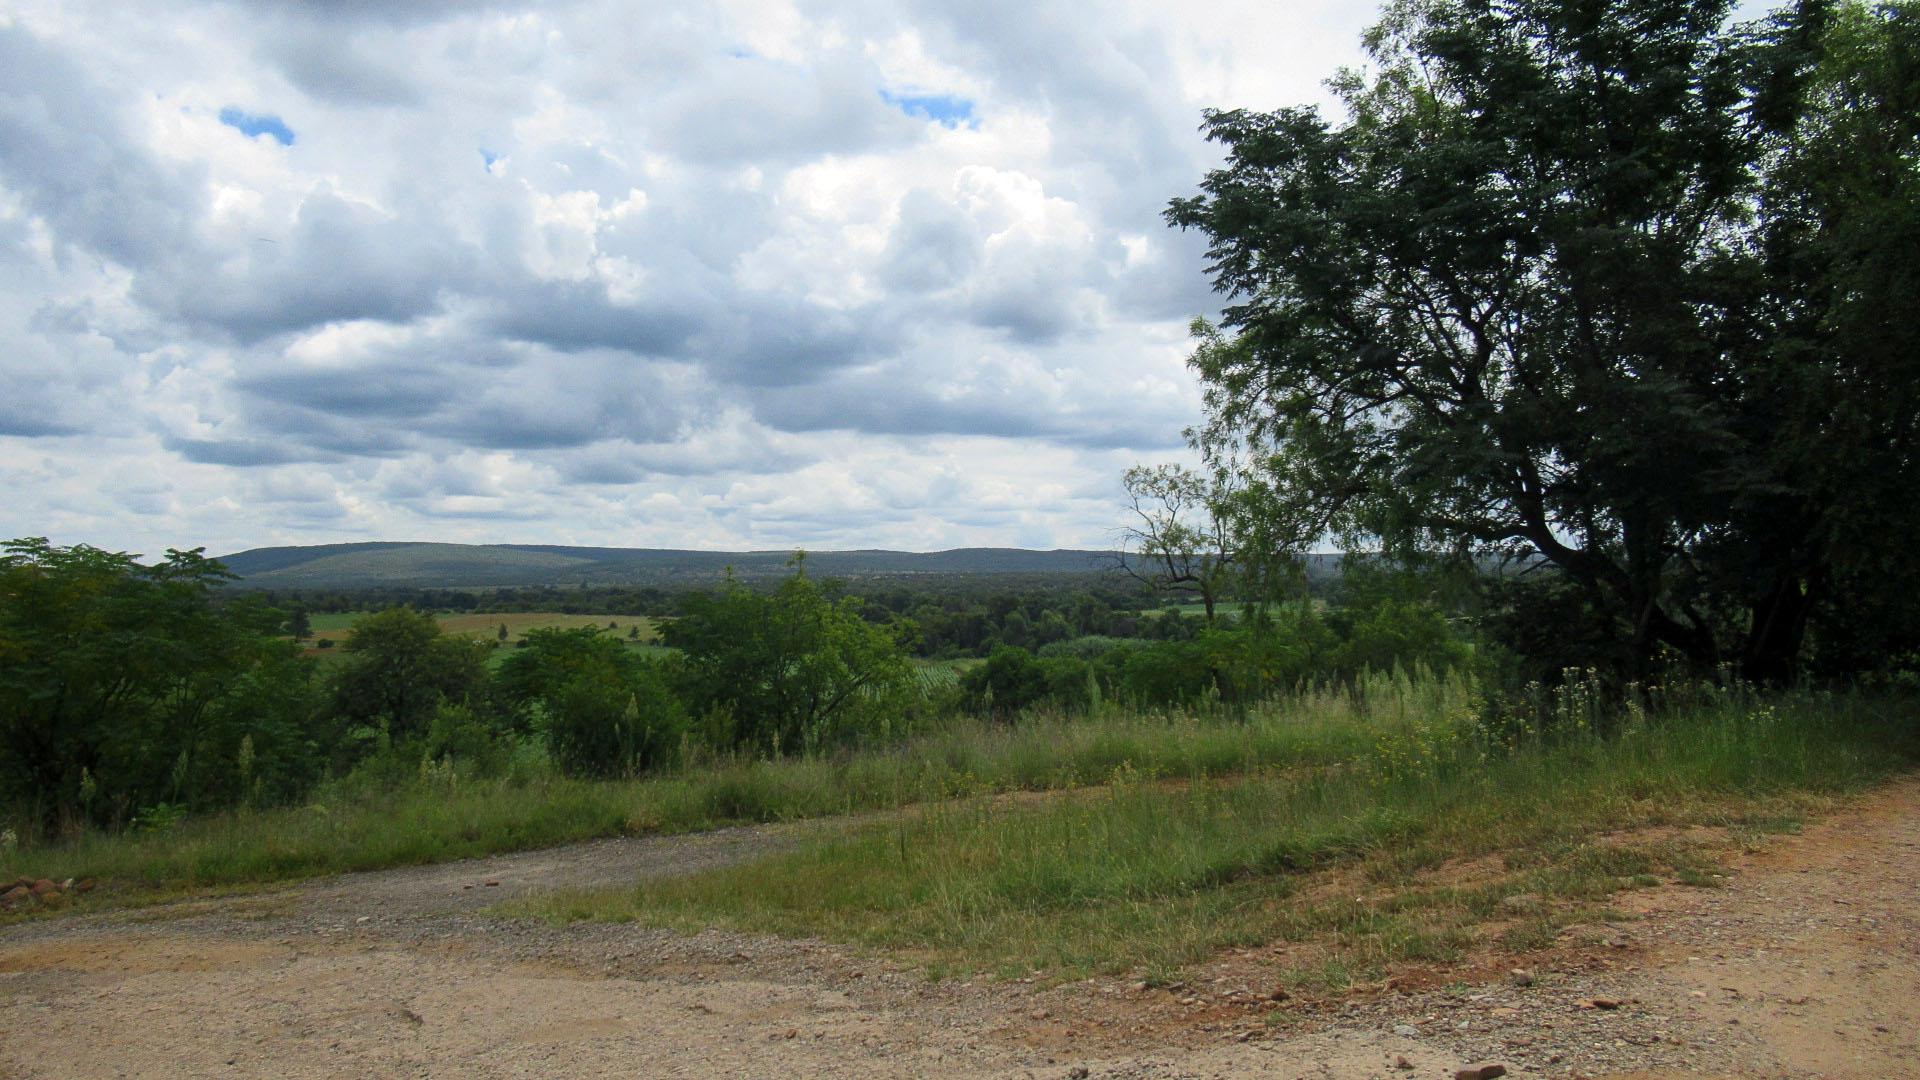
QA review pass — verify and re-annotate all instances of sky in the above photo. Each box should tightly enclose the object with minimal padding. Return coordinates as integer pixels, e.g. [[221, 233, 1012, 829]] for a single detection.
[[0, 0, 1380, 557]]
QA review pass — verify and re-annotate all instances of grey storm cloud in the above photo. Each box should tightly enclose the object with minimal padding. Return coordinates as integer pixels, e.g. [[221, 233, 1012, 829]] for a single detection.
[[657, 56, 916, 165], [230, 337, 692, 452], [165, 435, 325, 467], [264, 28, 426, 109], [238, 363, 460, 421], [746, 346, 1193, 450], [481, 279, 708, 357], [702, 300, 902, 386], [0, 387, 86, 438], [164, 191, 478, 340], [0, 27, 202, 267], [0, 0, 1375, 553], [878, 189, 981, 291], [227, 0, 510, 25]]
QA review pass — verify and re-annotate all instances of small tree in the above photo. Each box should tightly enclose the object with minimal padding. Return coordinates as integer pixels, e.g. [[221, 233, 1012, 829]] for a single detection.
[[1116, 464, 1236, 624], [665, 556, 915, 755], [961, 647, 1051, 719], [545, 663, 686, 778], [328, 608, 489, 744]]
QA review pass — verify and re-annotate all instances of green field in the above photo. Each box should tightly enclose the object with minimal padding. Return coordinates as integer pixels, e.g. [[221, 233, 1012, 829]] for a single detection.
[[301, 610, 661, 649], [910, 657, 979, 688]]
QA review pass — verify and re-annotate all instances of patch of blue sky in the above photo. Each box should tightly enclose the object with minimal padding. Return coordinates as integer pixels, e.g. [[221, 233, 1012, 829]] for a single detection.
[[481, 149, 500, 168], [218, 107, 294, 146], [880, 90, 977, 129]]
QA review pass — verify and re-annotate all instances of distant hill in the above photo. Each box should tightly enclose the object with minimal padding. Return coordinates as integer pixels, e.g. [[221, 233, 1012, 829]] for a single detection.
[[215, 542, 1126, 589]]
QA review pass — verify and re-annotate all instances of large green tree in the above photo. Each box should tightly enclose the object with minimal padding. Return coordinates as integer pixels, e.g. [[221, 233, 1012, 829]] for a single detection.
[[1168, 0, 1917, 682], [0, 539, 312, 825]]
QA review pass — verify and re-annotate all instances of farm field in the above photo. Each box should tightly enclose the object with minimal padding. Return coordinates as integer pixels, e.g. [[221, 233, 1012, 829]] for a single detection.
[[300, 610, 661, 646]]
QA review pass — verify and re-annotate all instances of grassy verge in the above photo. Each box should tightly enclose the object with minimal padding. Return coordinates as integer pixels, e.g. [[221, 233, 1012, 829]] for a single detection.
[[517, 688, 1917, 987], [0, 672, 1461, 892]]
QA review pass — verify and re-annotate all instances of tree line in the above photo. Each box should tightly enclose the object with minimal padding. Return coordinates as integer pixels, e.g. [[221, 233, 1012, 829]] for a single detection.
[[0, 539, 1476, 835]]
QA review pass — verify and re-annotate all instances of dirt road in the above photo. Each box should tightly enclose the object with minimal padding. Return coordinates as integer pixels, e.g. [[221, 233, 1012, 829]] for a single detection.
[[3, 780, 1916, 1079]]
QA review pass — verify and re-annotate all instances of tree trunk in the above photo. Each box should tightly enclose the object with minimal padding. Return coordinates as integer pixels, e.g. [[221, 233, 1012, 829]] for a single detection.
[[1742, 568, 1818, 687]]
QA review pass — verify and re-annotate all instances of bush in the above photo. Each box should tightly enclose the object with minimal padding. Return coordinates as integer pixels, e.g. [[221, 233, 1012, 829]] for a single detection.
[[547, 663, 688, 778], [1331, 600, 1470, 681], [961, 647, 1105, 718], [961, 647, 1052, 718], [327, 607, 491, 745], [423, 702, 514, 778], [1107, 639, 1214, 707], [666, 561, 916, 755]]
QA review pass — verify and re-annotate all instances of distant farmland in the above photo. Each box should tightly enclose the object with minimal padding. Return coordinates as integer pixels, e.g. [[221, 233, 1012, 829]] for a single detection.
[[300, 611, 661, 658]]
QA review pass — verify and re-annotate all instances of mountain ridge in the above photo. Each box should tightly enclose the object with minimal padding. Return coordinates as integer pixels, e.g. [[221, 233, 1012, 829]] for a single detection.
[[216, 541, 1126, 589]]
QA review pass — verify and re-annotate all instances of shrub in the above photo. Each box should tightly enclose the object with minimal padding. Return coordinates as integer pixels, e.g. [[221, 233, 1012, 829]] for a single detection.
[[961, 647, 1052, 718], [547, 663, 688, 778], [665, 560, 916, 755]]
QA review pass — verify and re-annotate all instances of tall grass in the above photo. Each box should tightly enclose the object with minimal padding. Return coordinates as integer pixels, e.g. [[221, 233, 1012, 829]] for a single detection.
[[525, 685, 1917, 982], [0, 671, 1466, 890]]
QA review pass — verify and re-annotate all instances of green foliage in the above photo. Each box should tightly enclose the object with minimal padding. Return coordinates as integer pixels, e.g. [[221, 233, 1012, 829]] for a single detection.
[[494, 626, 635, 727], [327, 607, 490, 745], [422, 702, 514, 778], [1168, 0, 1920, 683], [664, 558, 916, 755], [961, 647, 1051, 718], [546, 660, 687, 778], [1037, 635, 1139, 661], [2, 679, 1415, 891], [0, 538, 316, 828], [1108, 639, 1214, 707], [1766, 0, 1920, 678], [968, 596, 1475, 716], [1328, 601, 1471, 682], [1476, 573, 1639, 686]]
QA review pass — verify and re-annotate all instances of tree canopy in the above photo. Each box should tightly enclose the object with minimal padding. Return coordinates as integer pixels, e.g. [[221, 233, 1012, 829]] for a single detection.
[[662, 557, 916, 754], [1168, 0, 1919, 682], [329, 606, 489, 743], [0, 539, 314, 825]]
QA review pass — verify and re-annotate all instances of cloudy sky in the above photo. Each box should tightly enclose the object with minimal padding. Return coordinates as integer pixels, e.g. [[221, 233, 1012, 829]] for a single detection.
[[0, 0, 1377, 557]]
